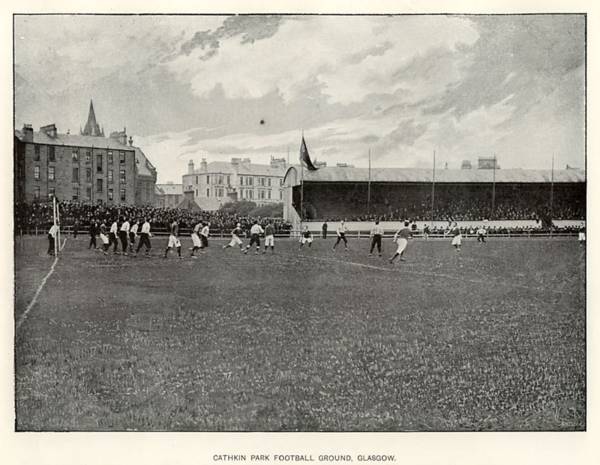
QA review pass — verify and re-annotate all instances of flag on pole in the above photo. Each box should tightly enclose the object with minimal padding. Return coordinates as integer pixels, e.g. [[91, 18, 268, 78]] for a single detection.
[[299, 136, 318, 171]]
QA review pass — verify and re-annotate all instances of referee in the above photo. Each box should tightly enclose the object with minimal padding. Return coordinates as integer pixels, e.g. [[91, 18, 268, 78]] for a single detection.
[[369, 220, 384, 257]]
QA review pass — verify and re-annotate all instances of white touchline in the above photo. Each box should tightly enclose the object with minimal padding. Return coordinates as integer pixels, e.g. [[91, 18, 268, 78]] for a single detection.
[[16, 255, 59, 331]]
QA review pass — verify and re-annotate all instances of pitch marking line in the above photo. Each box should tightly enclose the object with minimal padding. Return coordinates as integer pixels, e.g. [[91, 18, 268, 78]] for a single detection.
[[283, 252, 573, 296], [16, 255, 59, 331]]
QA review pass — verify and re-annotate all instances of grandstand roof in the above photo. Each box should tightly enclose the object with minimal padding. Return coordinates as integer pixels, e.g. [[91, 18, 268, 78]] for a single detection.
[[285, 166, 585, 185]]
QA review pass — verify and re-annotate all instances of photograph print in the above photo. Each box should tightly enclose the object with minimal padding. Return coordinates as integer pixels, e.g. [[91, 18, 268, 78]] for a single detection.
[[13, 13, 585, 431]]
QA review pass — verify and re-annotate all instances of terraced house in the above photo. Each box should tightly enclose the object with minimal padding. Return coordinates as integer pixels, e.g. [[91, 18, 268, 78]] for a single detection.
[[14, 100, 157, 206], [182, 156, 288, 211]]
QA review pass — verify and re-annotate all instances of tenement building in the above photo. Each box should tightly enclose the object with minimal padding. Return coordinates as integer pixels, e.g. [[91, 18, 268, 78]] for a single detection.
[[14, 100, 157, 206], [182, 157, 287, 211]]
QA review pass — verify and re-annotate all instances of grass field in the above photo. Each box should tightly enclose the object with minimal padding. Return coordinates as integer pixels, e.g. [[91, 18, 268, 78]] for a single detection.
[[14, 234, 585, 431]]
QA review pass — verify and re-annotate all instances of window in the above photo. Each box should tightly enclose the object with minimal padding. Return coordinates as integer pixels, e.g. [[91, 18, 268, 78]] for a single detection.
[[218, 175, 224, 185], [195, 189, 198, 197], [207, 175, 210, 184], [86, 187, 92, 199], [268, 178, 271, 187], [72, 167, 79, 183], [119, 152, 125, 165], [48, 186, 55, 199], [72, 187, 79, 201], [86, 168, 92, 182], [280, 178, 283, 186], [108, 170, 113, 184], [33, 186, 40, 200], [280, 190, 283, 200], [217, 188, 224, 197], [48, 146, 55, 162], [239, 176, 243, 185], [108, 188, 114, 201], [72, 150, 79, 162], [34, 166, 40, 180], [48, 166, 55, 181], [227, 175, 231, 185], [108, 151, 113, 165], [85, 151, 91, 163], [248, 190, 253, 199], [97, 178, 103, 192], [249, 177, 253, 186], [260, 177, 265, 187], [268, 190, 271, 199], [96, 153, 103, 173], [196, 176, 198, 184], [34, 145, 40, 161], [120, 169, 126, 183], [120, 187, 126, 201], [206, 188, 210, 197]]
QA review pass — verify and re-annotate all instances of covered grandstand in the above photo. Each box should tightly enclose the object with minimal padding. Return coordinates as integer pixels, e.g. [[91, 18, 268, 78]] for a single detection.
[[282, 166, 585, 231]]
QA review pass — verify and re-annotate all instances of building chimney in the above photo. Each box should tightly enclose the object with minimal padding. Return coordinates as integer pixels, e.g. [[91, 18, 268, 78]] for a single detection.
[[22, 124, 34, 143], [40, 124, 57, 138], [188, 159, 195, 174], [200, 158, 208, 172], [128, 136, 133, 146]]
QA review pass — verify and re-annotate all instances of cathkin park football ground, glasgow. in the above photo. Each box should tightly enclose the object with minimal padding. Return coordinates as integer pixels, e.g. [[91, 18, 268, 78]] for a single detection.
[[14, 235, 585, 431]]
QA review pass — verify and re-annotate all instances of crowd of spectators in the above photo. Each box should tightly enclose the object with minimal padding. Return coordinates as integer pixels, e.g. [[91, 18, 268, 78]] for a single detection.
[[303, 187, 585, 223], [14, 201, 293, 234]]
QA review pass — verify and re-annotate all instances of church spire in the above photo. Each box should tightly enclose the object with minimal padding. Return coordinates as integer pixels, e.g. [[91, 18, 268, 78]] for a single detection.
[[81, 99, 103, 137]]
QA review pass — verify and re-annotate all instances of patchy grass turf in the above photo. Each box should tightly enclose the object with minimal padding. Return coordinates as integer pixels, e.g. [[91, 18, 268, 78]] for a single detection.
[[14, 235, 585, 431]]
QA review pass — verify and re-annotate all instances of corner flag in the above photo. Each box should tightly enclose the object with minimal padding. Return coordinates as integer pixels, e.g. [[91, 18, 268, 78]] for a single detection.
[[300, 136, 318, 171]]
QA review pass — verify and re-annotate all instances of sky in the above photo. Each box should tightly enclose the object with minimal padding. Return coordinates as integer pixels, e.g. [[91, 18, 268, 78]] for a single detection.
[[14, 14, 585, 183]]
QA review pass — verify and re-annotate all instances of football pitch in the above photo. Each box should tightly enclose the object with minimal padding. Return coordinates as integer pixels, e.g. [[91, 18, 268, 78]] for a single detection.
[[14, 235, 585, 431]]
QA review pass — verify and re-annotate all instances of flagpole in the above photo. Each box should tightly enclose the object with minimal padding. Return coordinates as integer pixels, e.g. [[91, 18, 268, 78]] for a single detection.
[[367, 148, 371, 216], [550, 153, 555, 233], [300, 131, 304, 222], [491, 154, 496, 220], [431, 150, 436, 226]]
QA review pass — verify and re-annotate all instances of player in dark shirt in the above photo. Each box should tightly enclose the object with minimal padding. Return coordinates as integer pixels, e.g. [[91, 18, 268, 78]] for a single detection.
[[299, 226, 313, 248], [389, 221, 411, 263], [264, 222, 275, 253]]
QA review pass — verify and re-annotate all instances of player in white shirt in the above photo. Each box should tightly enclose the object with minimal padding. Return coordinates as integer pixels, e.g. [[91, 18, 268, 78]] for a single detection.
[[109, 219, 119, 253], [190, 221, 202, 257], [578, 226, 585, 245], [119, 217, 130, 255], [135, 218, 152, 255], [332, 220, 349, 251], [223, 223, 245, 251], [244, 221, 264, 255], [476, 225, 487, 243], [200, 222, 210, 250], [128, 220, 139, 253], [47, 222, 59, 256]]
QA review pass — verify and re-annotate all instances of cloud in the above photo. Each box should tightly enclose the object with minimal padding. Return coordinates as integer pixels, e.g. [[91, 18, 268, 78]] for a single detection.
[[180, 15, 286, 58], [167, 16, 479, 104]]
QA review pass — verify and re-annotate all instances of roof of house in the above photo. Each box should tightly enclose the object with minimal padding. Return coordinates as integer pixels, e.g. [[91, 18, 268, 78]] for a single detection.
[[285, 166, 585, 185], [177, 196, 202, 211], [156, 183, 183, 196], [15, 129, 134, 151], [192, 161, 287, 177], [134, 147, 156, 178]]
